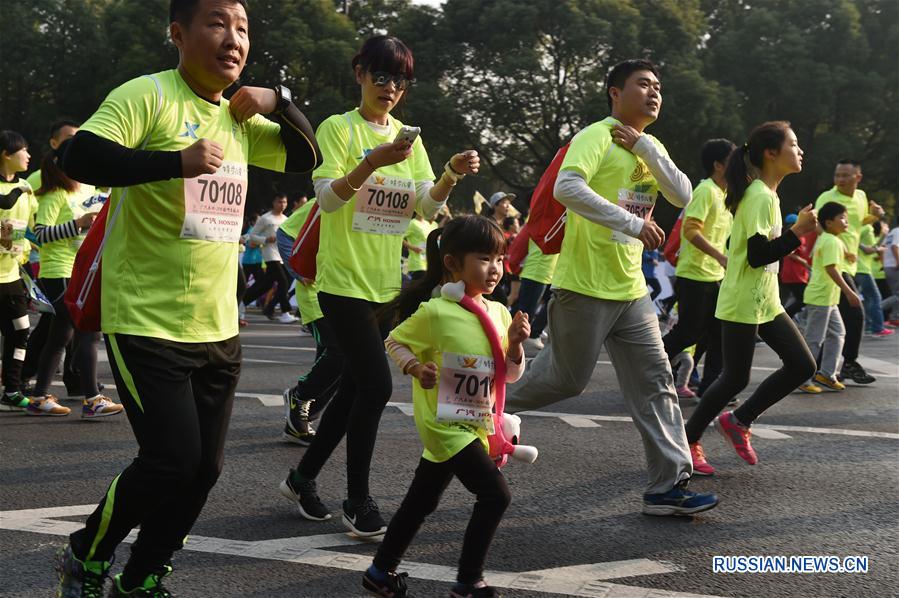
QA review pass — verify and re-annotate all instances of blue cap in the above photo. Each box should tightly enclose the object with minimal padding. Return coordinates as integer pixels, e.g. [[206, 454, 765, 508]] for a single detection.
[[785, 213, 798, 225]]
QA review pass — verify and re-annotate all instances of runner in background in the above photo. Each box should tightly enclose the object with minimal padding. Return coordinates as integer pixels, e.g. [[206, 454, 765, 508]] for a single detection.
[[0, 130, 38, 413], [239, 211, 264, 322], [879, 216, 899, 323], [279, 34, 479, 537], [54, 0, 321, 594], [241, 193, 297, 323], [643, 247, 662, 301], [857, 221, 892, 337], [511, 235, 558, 352], [872, 220, 895, 325], [779, 213, 813, 320], [403, 212, 436, 282]]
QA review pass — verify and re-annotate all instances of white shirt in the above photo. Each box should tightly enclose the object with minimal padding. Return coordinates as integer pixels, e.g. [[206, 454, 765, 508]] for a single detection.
[[249, 211, 287, 263], [883, 227, 899, 269]]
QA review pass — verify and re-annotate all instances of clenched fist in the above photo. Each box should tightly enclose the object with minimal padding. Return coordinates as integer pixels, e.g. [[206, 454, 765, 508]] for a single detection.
[[181, 138, 224, 178]]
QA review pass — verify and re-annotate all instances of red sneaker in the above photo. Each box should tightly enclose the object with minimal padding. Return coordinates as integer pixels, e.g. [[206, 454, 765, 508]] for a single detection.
[[714, 411, 757, 465], [689, 442, 715, 476], [872, 328, 895, 338]]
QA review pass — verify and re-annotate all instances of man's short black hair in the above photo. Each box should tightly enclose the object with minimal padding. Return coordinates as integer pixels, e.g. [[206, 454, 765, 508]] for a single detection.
[[170, 0, 248, 25], [605, 59, 659, 110], [700, 139, 736, 177], [819, 201, 847, 226], [837, 158, 861, 171], [49, 119, 79, 140]]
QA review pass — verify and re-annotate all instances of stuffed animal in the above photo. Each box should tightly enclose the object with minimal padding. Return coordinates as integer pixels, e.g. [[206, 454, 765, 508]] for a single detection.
[[441, 281, 538, 467]]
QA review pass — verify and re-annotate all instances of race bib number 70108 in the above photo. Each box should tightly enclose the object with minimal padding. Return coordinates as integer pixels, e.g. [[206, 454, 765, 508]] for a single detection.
[[181, 161, 248, 243]]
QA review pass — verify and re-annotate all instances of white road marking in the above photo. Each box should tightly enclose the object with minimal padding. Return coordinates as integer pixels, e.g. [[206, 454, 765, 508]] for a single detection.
[[747, 428, 792, 440], [0, 506, 714, 598], [858, 356, 899, 376], [239, 330, 310, 338], [235, 393, 283, 407], [560, 415, 602, 428]]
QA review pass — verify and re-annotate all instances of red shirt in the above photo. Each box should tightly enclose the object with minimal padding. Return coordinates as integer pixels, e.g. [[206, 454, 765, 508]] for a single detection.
[[780, 232, 813, 284]]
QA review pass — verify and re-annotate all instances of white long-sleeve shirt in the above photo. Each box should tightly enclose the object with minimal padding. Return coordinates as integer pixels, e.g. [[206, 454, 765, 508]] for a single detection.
[[248, 211, 287, 263]]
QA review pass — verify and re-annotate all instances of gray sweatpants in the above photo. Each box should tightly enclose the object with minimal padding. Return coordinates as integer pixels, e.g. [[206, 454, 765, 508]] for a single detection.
[[802, 305, 845, 379], [507, 290, 692, 494]]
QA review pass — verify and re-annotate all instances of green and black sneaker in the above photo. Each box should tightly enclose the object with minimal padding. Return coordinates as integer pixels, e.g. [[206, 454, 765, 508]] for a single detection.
[[0, 391, 30, 412], [56, 544, 111, 598], [108, 565, 174, 597]]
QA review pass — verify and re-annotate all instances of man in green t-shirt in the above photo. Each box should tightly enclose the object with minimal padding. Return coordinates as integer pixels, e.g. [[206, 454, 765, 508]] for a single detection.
[[661, 139, 735, 396], [55, 1, 321, 596], [507, 60, 718, 516], [814, 159, 884, 384]]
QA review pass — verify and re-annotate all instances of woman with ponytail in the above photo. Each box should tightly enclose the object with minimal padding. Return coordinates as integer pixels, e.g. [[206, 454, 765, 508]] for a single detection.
[[684, 121, 818, 475]]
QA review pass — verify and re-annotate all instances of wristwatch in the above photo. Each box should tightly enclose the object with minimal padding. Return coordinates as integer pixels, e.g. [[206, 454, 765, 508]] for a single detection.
[[273, 84, 292, 114]]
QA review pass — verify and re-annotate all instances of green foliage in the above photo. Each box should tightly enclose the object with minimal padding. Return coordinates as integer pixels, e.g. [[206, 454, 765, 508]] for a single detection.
[[0, 0, 894, 218]]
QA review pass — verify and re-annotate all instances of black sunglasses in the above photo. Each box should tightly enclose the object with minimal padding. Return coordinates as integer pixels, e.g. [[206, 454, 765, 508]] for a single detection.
[[369, 71, 415, 91]]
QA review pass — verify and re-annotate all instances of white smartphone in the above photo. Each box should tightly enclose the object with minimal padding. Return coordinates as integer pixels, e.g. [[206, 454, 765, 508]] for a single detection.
[[394, 125, 420, 145]]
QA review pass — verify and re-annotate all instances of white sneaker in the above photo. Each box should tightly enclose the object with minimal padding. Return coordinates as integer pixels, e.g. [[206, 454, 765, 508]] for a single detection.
[[523, 337, 544, 351], [278, 312, 299, 324]]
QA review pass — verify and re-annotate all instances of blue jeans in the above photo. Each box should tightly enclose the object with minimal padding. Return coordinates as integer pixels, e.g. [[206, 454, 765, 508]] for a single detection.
[[855, 273, 884, 333], [276, 228, 300, 281]]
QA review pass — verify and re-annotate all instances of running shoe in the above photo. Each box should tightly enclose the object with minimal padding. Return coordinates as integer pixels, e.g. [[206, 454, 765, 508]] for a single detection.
[[343, 496, 387, 537], [689, 442, 715, 476], [82, 395, 124, 419], [449, 581, 500, 597], [797, 383, 823, 394], [0, 391, 30, 411], [108, 565, 173, 597], [26, 395, 70, 416], [885, 319, 899, 327], [872, 329, 894, 338], [278, 312, 300, 324], [642, 480, 719, 516], [282, 387, 315, 446], [714, 411, 757, 465], [676, 385, 697, 399], [362, 569, 410, 597], [279, 469, 332, 520], [55, 544, 111, 598], [813, 373, 846, 391], [840, 361, 876, 385]]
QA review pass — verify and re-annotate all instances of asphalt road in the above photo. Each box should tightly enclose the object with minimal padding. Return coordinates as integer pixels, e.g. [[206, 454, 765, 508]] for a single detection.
[[2, 310, 897, 597]]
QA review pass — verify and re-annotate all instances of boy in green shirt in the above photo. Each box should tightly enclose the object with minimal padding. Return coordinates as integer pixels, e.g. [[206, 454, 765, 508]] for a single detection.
[[798, 202, 862, 393]]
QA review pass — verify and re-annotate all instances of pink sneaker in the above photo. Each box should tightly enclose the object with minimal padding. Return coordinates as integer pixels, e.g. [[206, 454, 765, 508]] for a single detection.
[[714, 411, 757, 465], [676, 385, 697, 399], [689, 442, 715, 476], [872, 329, 894, 338]]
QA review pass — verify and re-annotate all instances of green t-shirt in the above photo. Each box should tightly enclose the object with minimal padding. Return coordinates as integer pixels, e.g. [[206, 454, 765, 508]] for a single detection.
[[404, 217, 436, 273], [390, 295, 512, 463], [280, 200, 323, 325], [35, 185, 100, 279], [82, 69, 286, 342], [26, 171, 41, 193], [814, 187, 868, 276], [856, 224, 875, 276], [552, 117, 666, 301], [676, 178, 732, 282], [520, 238, 559, 285], [716, 179, 784, 324], [804, 232, 845, 307], [873, 231, 886, 280], [313, 109, 435, 303], [0, 178, 38, 283]]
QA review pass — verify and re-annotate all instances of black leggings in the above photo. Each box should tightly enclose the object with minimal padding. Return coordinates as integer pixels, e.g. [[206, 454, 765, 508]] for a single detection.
[[0, 280, 30, 393], [646, 277, 662, 302], [296, 317, 344, 420], [838, 273, 864, 362], [374, 440, 511, 584], [297, 292, 392, 500], [684, 313, 815, 443], [33, 278, 101, 398], [780, 282, 806, 319], [242, 261, 291, 315], [662, 278, 722, 395]]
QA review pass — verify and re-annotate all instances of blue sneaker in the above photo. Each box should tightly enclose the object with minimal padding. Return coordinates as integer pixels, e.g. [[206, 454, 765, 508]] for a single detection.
[[642, 480, 719, 516]]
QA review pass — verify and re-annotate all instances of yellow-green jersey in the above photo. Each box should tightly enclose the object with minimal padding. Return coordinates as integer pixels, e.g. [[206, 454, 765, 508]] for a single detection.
[[35, 185, 101, 279], [552, 117, 668, 301], [82, 69, 287, 342], [814, 187, 868, 276], [676, 178, 731, 282], [404, 217, 436, 273], [389, 296, 512, 463], [313, 109, 435, 303], [520, 239, 559, 285], [26, 170, 41, 193], [873, 230, 886, 280], [0, 178, 38, 283], [856, 224, 875, 276], [280, 200, 323, 325], [716, 179, 784, 324], [804, 232, 846, 307]]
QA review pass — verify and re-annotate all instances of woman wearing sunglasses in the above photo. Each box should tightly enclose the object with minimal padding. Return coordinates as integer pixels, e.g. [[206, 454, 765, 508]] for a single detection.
[[279, 35, 479, 537]]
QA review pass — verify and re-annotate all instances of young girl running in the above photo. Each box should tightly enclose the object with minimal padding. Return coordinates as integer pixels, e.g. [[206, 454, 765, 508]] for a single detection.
[[361, 215, 529, 598], [685, 121, 818, 475], [279, 35, 479, 536]]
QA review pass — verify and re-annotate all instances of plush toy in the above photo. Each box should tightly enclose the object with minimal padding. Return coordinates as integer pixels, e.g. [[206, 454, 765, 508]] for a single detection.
[[441, 281, 538, 467]]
